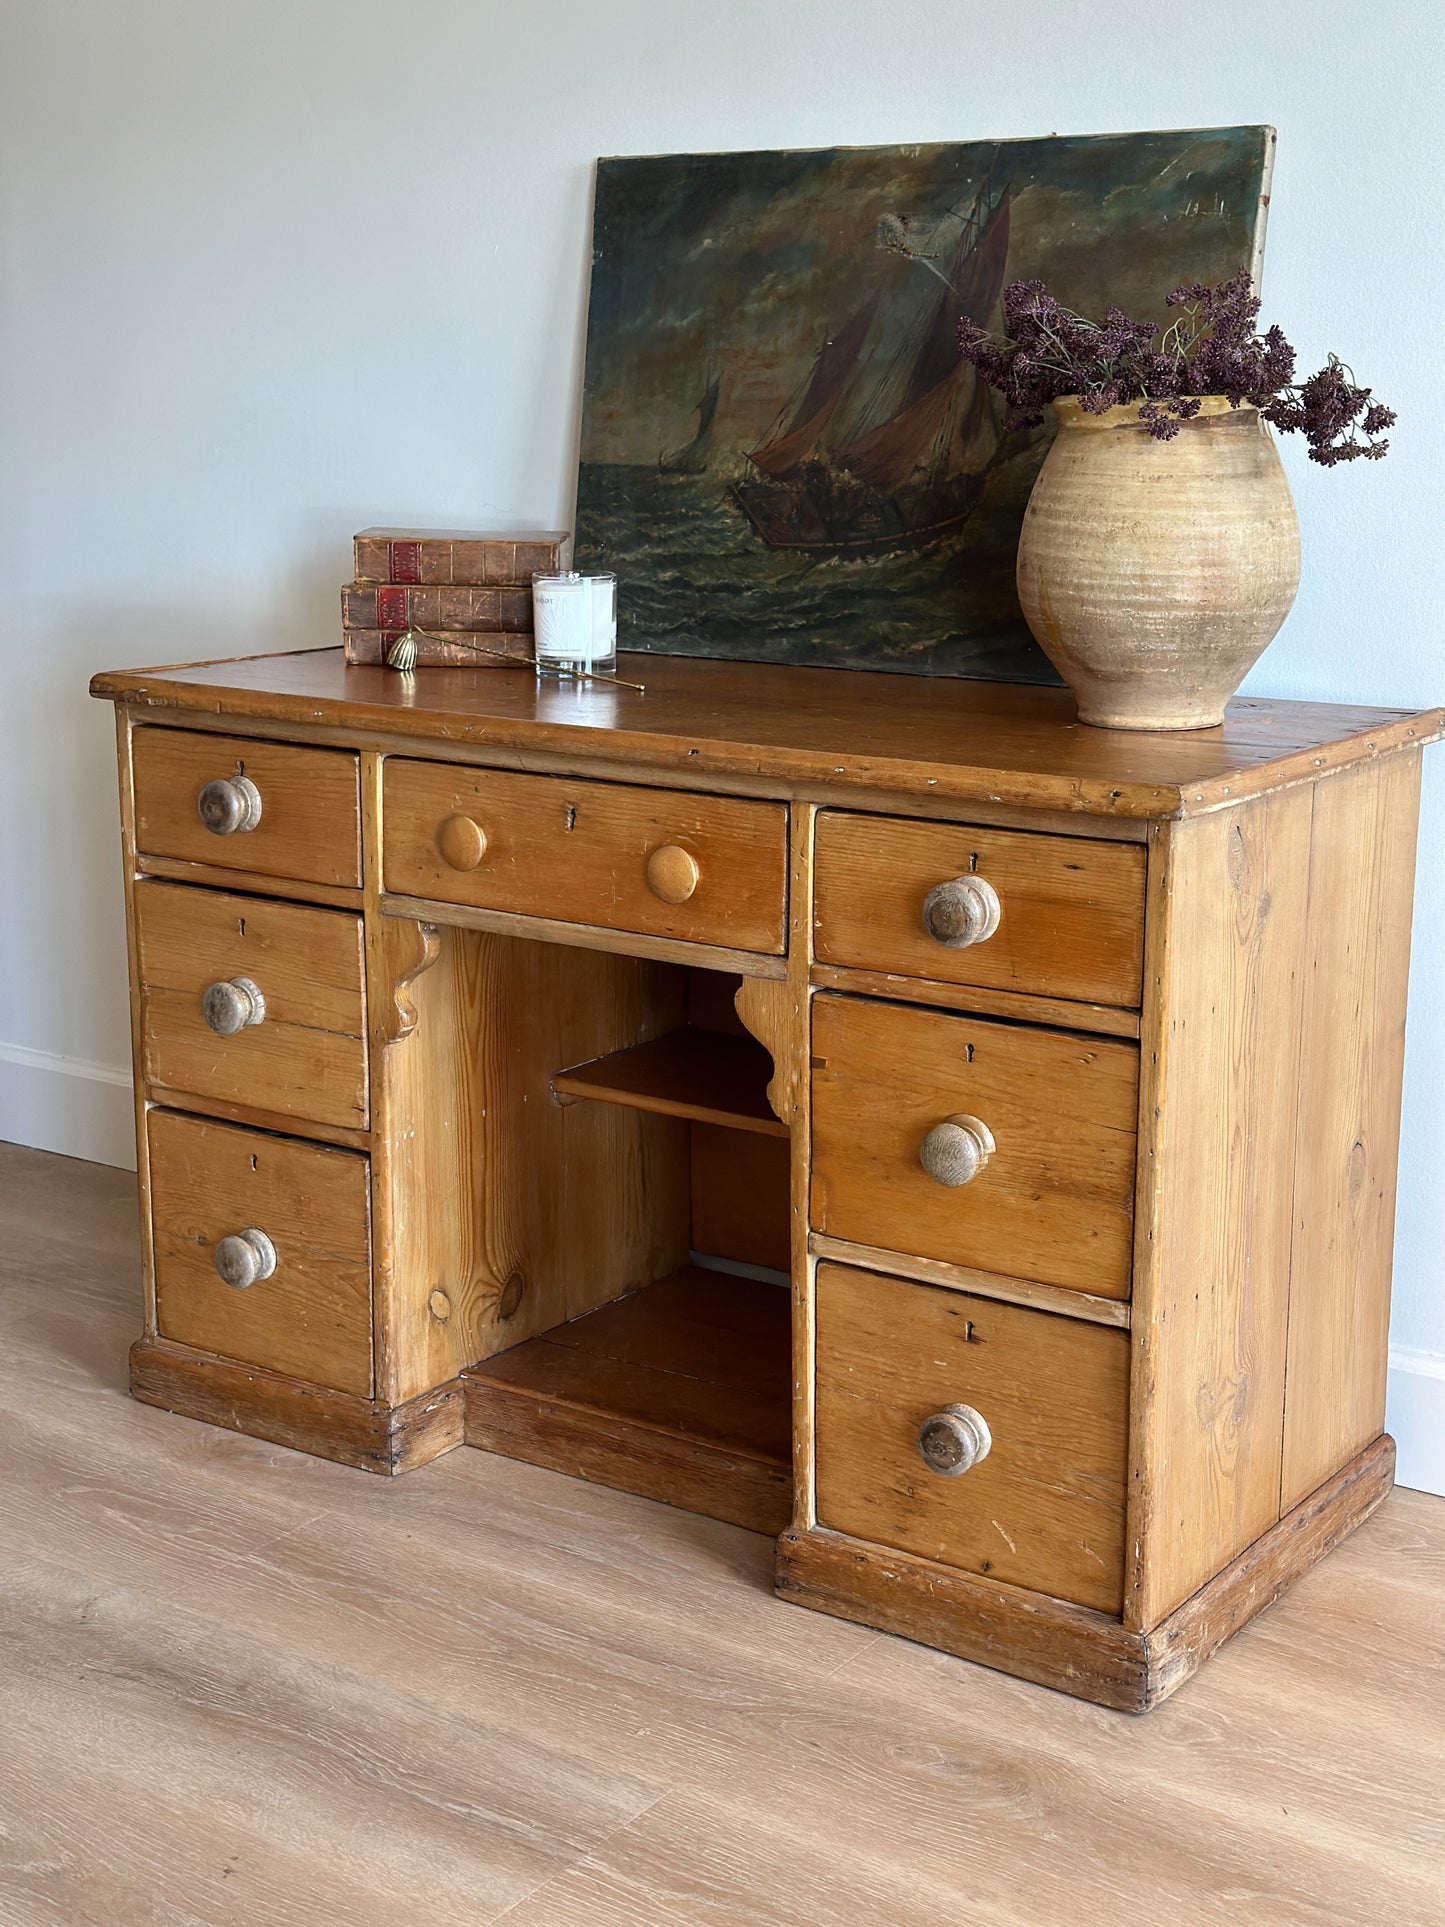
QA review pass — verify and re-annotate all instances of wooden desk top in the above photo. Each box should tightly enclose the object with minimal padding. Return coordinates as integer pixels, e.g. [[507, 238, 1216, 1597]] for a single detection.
[[91, 648, 1443, 821]]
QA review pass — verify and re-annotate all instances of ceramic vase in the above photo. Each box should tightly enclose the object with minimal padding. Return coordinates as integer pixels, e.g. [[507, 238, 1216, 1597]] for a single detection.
[[1016, 396, 1302, 730]]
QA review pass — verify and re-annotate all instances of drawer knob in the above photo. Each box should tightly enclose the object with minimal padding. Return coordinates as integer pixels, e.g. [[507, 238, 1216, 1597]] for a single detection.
[[437, 813, 487, 871], [197, 775, 263, 836], [201, 976, 266, 1036], [213, 1227, 277, 1290], [646, 844, 700, 904], [918, 1404, 992, 1478], [919, 1113, 995, 1187], [922, 875, 1001, 948]]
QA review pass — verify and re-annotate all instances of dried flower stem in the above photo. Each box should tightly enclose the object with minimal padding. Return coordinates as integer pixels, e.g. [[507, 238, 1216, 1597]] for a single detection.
[[957, 269, 1395, 465]]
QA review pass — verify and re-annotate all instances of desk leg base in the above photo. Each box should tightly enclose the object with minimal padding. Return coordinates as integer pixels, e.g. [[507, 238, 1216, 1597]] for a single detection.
[[776, 1434, 1396, 1712], [129, 1339, 464, 1475]]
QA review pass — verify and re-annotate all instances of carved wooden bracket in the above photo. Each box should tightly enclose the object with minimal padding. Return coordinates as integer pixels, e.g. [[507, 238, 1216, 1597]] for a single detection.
[[734, 977, 799, 1125], [377, 918, 442, 1047]]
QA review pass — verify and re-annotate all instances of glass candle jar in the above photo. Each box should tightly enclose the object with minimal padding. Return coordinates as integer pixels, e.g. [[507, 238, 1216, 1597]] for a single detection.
[[531, 571, 617, 676]]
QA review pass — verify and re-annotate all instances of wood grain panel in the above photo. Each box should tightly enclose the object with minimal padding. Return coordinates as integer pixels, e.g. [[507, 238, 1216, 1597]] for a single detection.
[[131, 726, 361, 886], [813, 811, 1146, 1006], [690, 1125, 792, 1273], [371, 925, 692, 1404], [1127, 786, 1314, 1628], [136, 850, 364, 911], [551, 1029, 786, 1137], [808, 961, 1141, 1038], [136, 880, 368, 1130], [815, 1264, 1129, 1613], [463, 1267, 791, 1533], [112, 709, 158, 1335], [94, 650, 1445, 822], [382, 759, 787, 953], [130, 1339, 462, 1475], [782, 1432, 1395, 1715], [147, 1109, 373, 1396], [807, 1233, 1131, 1328], [1281, 754, 1422, 1508], [810, 993, 1138, 1297]]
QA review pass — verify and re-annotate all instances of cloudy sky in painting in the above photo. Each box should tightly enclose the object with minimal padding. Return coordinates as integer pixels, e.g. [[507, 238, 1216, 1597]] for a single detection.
[[579, 127, 1272, 466]]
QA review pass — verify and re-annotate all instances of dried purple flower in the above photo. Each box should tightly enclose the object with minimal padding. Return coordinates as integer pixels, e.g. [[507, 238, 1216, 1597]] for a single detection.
[[957, 270, 1393, 464]]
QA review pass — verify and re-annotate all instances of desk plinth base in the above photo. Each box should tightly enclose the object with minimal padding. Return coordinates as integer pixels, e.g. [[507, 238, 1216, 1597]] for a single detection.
[[129, 1340, 464, 1475], [776, 1434, 1396, 1712]]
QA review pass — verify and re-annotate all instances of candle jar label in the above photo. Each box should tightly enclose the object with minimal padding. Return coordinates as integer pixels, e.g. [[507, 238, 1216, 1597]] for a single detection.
[[533, 572, 617, 674]]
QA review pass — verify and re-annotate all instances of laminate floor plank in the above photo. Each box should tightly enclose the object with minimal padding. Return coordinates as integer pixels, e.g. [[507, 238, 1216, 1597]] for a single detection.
[[2, 1142, 1442, 1927]]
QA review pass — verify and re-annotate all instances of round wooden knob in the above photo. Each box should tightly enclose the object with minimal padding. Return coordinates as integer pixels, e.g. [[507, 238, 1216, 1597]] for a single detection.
[[437, 813, 487, 871], [919, 1114, 995, 1187], [213, 1227, 277, 1290], [922, 875, 1001, 948], [197, 774, 263, 836], [201, 976, 266, 1036], [645, 844, 700, 904], [917, 1404, 992, 1478]]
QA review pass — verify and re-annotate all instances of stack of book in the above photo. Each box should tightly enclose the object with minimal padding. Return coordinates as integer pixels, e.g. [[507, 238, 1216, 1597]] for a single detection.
[[342, 528, 572, 666]]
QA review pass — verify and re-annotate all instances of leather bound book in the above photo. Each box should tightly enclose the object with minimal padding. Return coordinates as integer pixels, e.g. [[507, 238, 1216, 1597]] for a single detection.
[[342, 628, 534, 667], [342, 584, 533, 634], [353, 529, 572, 586]]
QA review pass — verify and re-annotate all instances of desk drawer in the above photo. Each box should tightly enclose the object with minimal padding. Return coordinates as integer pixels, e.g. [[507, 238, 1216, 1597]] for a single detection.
[[132, 727, 362, 888], [136, 881, 368, 1130], [813, 812, 1146, 1007], [383, 760, 788, 954], [148, 1110, 372, 1395], [816, 1263, 1129, 1613], [810, 994, 1138, 1298]]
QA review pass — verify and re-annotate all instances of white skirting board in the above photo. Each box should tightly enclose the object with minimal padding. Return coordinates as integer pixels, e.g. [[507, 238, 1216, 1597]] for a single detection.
[[1388, 1352, 1445, 1498], [0, 1038, 1441, 1495], [0, 1040, 136, 1171]]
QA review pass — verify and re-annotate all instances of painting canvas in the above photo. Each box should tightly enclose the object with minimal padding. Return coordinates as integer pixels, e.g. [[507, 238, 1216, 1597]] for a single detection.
[[574, 125, 1275, 681]]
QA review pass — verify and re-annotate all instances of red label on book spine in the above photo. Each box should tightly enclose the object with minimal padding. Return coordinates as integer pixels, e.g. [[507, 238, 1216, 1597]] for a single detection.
[[389, 541, 421, 584], [377, 584, 410, 630]]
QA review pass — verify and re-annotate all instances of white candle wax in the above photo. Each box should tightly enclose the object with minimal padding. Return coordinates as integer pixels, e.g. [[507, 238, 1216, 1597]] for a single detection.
[[533, 572, 617, 673]]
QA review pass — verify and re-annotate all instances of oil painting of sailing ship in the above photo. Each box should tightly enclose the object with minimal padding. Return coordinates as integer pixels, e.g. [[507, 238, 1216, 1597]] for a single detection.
[[576, 127, 1273, 679]]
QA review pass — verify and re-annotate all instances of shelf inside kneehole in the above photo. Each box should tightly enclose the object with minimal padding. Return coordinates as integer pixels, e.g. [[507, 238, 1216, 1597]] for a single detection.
[[452, 948, 795, 1536], [550, 1027, 786, 1137]]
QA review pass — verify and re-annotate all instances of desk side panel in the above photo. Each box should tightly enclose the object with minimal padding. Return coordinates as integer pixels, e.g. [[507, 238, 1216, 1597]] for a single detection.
[[1280, 750, 1421, 1509], [1127, 786, 1313, 1628]]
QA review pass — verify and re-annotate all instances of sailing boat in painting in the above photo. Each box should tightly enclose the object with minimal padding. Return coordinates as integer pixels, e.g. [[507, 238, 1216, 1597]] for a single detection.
[[660, 374, 722, 473], [733, 179, 1012, 554]]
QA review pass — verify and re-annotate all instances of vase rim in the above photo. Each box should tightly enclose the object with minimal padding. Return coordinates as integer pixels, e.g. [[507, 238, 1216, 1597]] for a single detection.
[[1051, 395, 1256, 428]]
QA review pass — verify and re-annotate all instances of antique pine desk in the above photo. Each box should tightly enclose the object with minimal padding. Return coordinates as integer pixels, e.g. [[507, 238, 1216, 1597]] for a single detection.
[[91, 649, 1443, 1711]]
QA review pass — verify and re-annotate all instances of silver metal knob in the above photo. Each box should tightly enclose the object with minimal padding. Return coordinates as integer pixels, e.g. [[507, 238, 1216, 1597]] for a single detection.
[[918, 1404, 992, 1478], [213, 1227, 277, 1289], [919, 1114, 995, 1187], [197, 774, 263, 835], [201, 976, 266, 1036], [922, 875, 1001, 948]]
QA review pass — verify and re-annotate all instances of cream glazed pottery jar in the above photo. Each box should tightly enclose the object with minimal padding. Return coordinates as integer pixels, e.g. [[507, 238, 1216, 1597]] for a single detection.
[[1016, 396, 1302, 730]]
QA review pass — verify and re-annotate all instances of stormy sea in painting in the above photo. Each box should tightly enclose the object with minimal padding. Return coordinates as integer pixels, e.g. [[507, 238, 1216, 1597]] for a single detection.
[[579, 455, 1056, 681], [574, 126, 1274, 681]]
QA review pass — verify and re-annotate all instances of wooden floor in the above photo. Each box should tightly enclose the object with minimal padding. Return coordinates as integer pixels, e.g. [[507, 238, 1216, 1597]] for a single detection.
[[2, 1142, 1442, 1927]]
